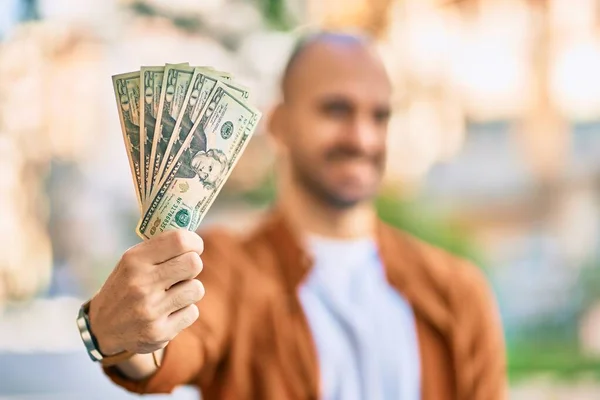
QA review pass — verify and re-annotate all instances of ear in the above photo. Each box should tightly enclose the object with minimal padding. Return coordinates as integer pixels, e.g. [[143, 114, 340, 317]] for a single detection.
[[266, 101, 289, 152]]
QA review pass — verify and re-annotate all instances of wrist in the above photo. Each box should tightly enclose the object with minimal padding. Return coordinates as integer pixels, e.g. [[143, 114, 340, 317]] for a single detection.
[[87, 298, 124, 356], [77, 299, 135, 367]]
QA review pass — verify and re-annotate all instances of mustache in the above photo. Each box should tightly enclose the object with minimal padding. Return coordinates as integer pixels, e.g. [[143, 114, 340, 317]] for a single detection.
[[324, 146, 383, 164]]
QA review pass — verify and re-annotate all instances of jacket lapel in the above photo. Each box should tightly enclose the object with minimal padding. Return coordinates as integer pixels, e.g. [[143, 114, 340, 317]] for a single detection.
[[376, 222, 451, 336], [260, 210, 320, 399], [260, 210, 455, 400], [376, 222, 456, 399]]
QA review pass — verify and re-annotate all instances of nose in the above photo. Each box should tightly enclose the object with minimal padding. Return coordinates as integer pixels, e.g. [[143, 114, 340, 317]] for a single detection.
[[346, 114, 381, 152]]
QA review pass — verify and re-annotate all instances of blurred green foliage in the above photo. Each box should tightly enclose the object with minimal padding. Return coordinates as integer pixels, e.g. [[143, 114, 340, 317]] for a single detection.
[[509, 343, 600, 382], [130, 0, 295, 32], [256, 0, 294, 30], [507, 258, 600, 381], [129, 1, 205, 32], [375, 193, 485, 267]]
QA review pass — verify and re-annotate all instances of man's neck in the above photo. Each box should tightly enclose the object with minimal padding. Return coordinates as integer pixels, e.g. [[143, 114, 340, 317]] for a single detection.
[[277, 182, 377, 240]]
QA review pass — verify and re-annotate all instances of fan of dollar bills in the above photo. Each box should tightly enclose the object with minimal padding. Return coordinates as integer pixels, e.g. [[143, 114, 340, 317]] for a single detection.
[[112, 63, 262, 240]]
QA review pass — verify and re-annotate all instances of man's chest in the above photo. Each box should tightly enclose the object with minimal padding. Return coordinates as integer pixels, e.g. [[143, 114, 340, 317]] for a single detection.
[[297, 252, 421, 400], [228, 271, 455, 400], [230, 234, 458, 400]]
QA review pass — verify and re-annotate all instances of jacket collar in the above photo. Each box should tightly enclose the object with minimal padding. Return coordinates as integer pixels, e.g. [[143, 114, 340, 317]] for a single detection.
[[260, 206, 451, 337]]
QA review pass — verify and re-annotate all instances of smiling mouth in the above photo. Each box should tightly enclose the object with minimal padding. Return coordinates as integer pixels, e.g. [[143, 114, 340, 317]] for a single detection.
[[331, 158, 377, 168]]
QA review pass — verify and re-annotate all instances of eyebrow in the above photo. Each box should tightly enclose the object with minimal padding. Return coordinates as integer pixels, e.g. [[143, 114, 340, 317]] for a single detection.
[[317, 95, 353, 106], [316, 95, 390, 114]]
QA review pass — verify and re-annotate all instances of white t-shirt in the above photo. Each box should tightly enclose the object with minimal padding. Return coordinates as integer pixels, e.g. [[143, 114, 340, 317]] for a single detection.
[[298, 235, 421, 400]]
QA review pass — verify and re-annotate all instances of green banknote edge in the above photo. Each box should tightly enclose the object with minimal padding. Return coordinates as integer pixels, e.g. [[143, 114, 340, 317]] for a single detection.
[[112, 71, 144, 211]]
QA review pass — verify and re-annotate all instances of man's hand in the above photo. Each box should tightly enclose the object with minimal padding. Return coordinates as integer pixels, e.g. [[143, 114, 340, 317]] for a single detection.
[[88, 230, 205, 357]]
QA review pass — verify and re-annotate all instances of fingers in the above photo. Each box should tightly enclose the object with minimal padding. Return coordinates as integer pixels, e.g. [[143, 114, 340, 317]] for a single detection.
[[153, 251, 203, 288], [134, 230, 205, 265], [160, 278, 205, 315], [167, 303, 200, 335]]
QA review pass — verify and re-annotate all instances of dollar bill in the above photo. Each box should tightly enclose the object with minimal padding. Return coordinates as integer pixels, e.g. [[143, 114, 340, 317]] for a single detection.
[[146, 64, 198, 202], [140, 66, 165, 201], [212, 70, 232, 80], [152, 70, 250, 197], [112, 71, 144, 209], [137, 82, 261, 239]]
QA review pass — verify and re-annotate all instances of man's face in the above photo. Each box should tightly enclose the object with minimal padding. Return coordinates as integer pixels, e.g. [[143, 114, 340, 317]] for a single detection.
[[280, 42, 391, 209]]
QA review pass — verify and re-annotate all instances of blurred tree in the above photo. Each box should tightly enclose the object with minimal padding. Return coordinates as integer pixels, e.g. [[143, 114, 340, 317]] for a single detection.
[[375, 193, 485, 266], [129, 1, 205, 33], [257, 0, 294, 30]]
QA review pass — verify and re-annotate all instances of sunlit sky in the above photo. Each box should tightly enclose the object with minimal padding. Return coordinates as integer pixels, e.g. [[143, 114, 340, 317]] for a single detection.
[[0, 0, 21, 38]]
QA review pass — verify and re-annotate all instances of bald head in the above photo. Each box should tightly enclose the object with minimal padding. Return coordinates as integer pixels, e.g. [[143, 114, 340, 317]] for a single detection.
[[270, 31, 392, 209], [281, 31, 389, 102]]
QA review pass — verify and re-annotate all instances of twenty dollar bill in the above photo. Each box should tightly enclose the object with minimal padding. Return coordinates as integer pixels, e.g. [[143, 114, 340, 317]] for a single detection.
[[148, 64, 197, 201], [137, 82, 261, 239], [140, 66, 165, 201], [153, 69, 250, 196], [112, 72, 144, 209]]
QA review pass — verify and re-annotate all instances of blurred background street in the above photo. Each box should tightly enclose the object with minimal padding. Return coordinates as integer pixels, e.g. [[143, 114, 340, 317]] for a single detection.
[[0, 0, 599, 398]]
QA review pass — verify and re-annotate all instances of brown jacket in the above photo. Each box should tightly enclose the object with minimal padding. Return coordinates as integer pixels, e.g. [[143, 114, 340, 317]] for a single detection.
[[105, 210, 507, 399]]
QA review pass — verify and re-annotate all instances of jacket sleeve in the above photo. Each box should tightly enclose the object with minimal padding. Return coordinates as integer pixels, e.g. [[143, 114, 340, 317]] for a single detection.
[[102, 228, 239, 394], [103, 328, 205, 394], [452, 262, 508, 400]]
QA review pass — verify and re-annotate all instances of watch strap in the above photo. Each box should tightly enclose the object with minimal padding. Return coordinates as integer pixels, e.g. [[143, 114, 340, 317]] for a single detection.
[[99, 349, 137, 367]]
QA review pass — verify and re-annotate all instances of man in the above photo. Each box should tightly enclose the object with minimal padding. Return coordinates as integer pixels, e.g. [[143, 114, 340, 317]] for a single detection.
[[83, 32, 506, 399]]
